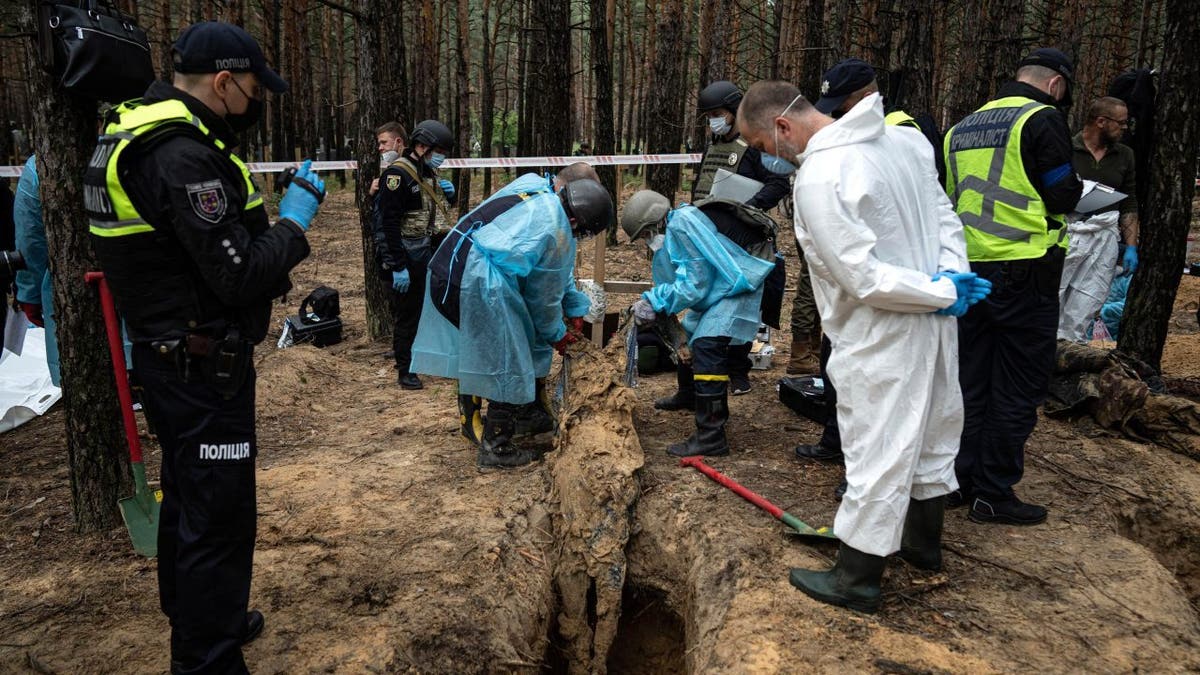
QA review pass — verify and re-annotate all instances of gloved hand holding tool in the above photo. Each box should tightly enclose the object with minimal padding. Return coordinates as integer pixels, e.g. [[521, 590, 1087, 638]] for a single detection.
[[392, 269, 411, 293], [632, 297, 657, 326], [277, 159, 326, 230]]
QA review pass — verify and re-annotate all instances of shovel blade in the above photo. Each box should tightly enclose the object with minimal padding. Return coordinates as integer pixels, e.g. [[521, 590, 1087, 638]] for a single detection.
[[119, 492, 161, 558]]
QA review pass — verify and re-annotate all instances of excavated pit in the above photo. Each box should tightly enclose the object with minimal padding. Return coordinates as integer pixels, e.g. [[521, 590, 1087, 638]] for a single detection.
[[607, 585, 686, 675]]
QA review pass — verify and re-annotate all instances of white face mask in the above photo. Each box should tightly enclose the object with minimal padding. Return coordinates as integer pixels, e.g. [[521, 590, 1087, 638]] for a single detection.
[[709, 116, 732, 137], [647, 233, 666, 252]]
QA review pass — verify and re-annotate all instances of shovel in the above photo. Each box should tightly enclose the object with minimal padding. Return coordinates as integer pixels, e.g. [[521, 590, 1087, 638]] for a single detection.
[[85, 272, 160, 557], [679, 456, 837, 541]]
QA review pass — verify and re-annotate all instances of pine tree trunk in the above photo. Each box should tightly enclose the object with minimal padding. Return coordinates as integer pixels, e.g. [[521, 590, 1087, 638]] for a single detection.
[[480, 0, 496, 196], [528, 0, 572, 157], [1117, 0, 1200, 371], [646, 0, 685, 198], [590, 0, 618, 240], [455, 0, 472, 214], [895, 0, 935, 115], [21, 5, 131, 533], [356, 0, 391, 340]]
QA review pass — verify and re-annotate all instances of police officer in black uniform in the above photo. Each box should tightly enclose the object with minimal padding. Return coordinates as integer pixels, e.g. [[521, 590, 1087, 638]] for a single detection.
[[84, 22, 324, 674], [373, 119, 455, 390]]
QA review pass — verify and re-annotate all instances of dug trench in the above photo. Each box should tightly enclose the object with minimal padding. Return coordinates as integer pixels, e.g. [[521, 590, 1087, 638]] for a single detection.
[[2, 190, 1200, 672]]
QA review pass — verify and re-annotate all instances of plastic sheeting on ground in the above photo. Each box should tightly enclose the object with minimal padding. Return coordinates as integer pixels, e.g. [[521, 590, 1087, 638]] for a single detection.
[[1, 326, 61, 433]]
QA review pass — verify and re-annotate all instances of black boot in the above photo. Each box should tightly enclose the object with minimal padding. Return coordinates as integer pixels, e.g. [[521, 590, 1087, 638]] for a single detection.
[[654, 362, 695, 411], [897, 496, 946, 571], [478, 402, 540, 468], [514, 378, 556, 437], [243, 609, 265, 644], [666, 391, 730, 457], [458, 393, 484, 445], [399, 371, 424, 390], [794, 443, 843, 461], [789, 543, 886, 614]]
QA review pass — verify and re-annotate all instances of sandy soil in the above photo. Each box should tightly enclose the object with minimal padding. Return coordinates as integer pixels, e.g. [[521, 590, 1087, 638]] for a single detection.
[[1, 185, 1198, 674]]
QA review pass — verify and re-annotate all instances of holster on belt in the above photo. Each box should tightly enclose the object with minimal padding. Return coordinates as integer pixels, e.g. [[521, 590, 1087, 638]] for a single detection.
[[151, 328, 252, 398]]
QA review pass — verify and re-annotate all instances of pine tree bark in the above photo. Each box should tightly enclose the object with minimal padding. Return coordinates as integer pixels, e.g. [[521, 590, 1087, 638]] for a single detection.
[[894, 0, 935, 115], [454, 0, 472, 214], [646, 0, 686, 198], [1117, 0, 1200, 371], [480, 0, 497, 196], [355, 0, 391, 340], [590, 0, 618, 240], [527, 0, 572, 156], [21, 5, 131, 533]]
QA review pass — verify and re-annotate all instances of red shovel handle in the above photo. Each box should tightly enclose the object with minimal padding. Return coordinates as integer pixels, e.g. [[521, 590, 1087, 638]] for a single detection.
[[85, 272, 143, 464], [679, 456, 784, 519]]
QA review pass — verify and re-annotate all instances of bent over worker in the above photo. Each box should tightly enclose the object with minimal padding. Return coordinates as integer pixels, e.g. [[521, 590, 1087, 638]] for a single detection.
[[628, 193, 777, 458], [85, 22, 322, 672], [411, 163, 612, 468], [738, 82, 988, 613]]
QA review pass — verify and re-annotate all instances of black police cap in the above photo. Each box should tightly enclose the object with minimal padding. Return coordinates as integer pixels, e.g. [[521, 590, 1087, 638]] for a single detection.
[[1018, 48, 1075, 82], [815, 58, 877, 115], [173, 21, 288, 94]]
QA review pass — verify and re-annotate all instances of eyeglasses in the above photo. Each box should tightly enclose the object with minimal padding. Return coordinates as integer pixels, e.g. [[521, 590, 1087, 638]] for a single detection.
[[231, 76, 264, 101], [1100, 115, 1129, 129]]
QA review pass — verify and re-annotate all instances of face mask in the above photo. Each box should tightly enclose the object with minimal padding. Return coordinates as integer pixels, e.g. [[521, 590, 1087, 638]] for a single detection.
[[426, 152, 446, 169], [709, 116, 732, 137], [381, 150, 400, 164], [760, 93, 803, 174], [647, 233, 665, 252], [224, 79, 263, 133]]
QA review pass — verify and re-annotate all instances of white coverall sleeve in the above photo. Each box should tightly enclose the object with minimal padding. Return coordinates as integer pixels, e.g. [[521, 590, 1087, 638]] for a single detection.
[[922, 148, 970, 274], [797, 177, 957, 313]]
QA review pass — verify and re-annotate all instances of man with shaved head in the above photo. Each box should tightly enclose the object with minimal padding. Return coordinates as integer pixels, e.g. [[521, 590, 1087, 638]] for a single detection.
[[738, 80, 987, 613], [1058, 96, 1139, 342]]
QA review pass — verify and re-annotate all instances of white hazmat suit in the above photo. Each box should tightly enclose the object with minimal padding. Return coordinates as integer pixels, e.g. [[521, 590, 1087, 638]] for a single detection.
[[792, 94, 968, 557], [1057, 210, 1120, 342]]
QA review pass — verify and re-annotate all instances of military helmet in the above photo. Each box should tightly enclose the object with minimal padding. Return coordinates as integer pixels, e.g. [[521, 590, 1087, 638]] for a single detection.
[[620, 190, 671, 241], [698, 80, 743, 113], [561, 179, 614, 238], [410, 119, 454, 150]]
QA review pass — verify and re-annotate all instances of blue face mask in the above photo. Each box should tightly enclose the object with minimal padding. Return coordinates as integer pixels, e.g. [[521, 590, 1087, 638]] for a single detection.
[[426, 152, 446, 169], [709, 116, 732, 137], [761, 152, 797, 175]]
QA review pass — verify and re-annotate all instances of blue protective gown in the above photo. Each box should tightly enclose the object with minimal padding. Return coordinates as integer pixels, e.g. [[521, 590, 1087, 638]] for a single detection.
[[13, 156, 60, 386], [411, 173, 589, 404], [642, 205, 774, 346]]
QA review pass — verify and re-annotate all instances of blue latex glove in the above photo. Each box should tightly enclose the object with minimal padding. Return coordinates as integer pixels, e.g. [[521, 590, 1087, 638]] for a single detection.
[[1122, 245, 1138, 274], [933, 271, 986, 316], [439, 178, 456, 202], [392, 269, 411, 293], [279, 159, 325, 230]]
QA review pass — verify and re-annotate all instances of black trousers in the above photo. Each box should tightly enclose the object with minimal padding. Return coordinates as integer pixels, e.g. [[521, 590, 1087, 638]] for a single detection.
[[133, 344, 257, 675], [691, 336, 731, 396], [727, 342, 752, 383], [387, 263, 426, 374], [957, 249, 1063, 501], [818, 336, 841, 449]]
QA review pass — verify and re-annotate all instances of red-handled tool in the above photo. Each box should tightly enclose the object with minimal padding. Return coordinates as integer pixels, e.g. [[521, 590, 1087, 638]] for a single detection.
[[86, 271, 160, 557], [679, 456, 836, 540]]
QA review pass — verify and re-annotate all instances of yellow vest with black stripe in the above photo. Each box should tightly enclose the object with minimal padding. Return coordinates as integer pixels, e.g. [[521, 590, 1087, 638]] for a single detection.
[[885, 110, 919, 128], [943, 96, 1067, 262], [85, 98, 261, 238]]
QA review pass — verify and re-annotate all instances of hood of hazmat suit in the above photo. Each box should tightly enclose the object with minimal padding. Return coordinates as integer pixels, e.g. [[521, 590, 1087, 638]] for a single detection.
[[793, 93, 969, 556], [643, 204, 775, 345], [411, 173, 588, 404]]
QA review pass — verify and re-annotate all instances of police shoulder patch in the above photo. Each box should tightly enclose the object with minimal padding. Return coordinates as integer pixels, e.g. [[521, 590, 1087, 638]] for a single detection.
[[727, 152, 739, 166], [186, 180, 227, 224], [386, 175, 401, 191]]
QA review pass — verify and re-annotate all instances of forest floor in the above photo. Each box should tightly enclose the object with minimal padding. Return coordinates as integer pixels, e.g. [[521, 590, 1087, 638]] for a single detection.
[[2, 184, 1199, 674]]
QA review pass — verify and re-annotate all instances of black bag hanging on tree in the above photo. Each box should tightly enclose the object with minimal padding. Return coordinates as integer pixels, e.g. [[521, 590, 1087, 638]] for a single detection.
[[36, 1, 154, 103]]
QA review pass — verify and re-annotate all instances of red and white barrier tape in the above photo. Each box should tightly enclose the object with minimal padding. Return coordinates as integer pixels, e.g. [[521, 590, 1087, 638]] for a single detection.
[[0, 153, 702, 177]]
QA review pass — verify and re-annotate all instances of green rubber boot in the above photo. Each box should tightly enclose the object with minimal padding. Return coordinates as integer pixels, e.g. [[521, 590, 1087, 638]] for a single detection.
[[897, 495, 946, 571], [789, 543, 886, 614]]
